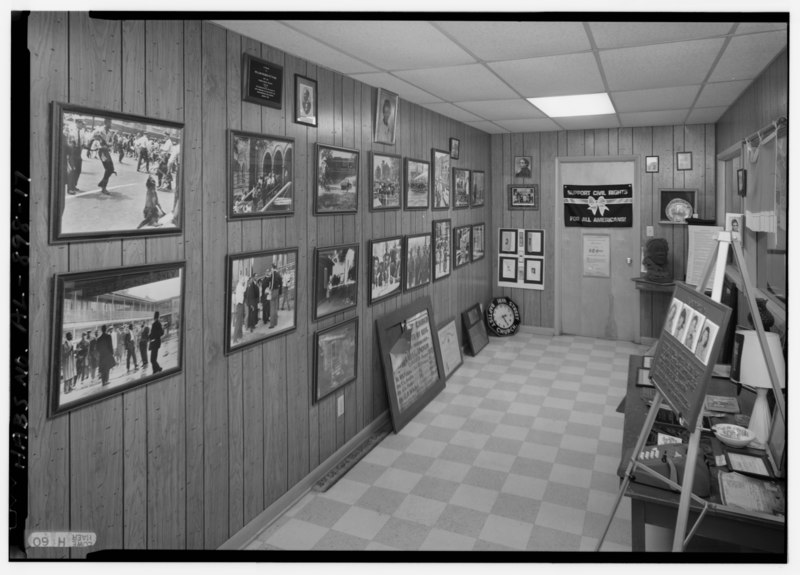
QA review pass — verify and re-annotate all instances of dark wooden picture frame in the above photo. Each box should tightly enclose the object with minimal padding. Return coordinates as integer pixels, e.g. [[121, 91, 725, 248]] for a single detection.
[[499, 227, 518, 254], [471, 170, 486, 207], [660, 188, 697, 224], [313, 318, 358, 403], [374, 87, 398, 145], [524, 257, 544, 285], [313, 244, 359, 321], [499, 256, 518, 282], [508, 185, 539, 210], [449, 137, 460, 160], [645, 155, 659, 173], [452, 167, 471, 209], [524, 229, 544, 256], [369, 236, 403, 305], [453, 225, 472, 269], [471, 223, 486, 262], [676, 151, 693, 171], [514, 155, 532, 178], [461, 303, 489, 357], [370, 151, 402, 211], [294, 74, 318, 127], [242, 53, 283, 109], [315, 143, 359, 215], [737, 168, 747, 196], [432, 219, 452, 282], [437, 317, 463, 381], [404, 233, 432, 292], [404, 158, 430, 210], [431, 148, 451, 210]]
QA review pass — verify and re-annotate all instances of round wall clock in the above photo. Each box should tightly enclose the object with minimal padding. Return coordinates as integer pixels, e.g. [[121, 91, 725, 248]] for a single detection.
[[487, 297, 521, 336]]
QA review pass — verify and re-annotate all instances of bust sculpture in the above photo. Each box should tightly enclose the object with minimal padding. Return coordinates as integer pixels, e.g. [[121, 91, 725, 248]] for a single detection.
[[642, 238, 671, 283]]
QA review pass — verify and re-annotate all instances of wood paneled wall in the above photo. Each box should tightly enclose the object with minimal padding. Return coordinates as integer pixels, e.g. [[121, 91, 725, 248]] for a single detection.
[[28, 14, 491, 557], [491, 125, 715, 339]]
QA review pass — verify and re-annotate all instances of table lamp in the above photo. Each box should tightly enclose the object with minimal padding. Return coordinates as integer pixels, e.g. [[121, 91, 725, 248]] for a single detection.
[[731, 329, 785, 450]]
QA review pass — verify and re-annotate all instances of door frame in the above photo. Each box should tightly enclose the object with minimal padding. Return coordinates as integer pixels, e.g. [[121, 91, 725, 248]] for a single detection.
[[554, 155, 642, 343]]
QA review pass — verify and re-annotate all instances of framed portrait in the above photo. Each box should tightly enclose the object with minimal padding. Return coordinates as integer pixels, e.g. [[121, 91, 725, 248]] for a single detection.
[[449, 137, 460, 160], [514, 155, 532, 178], [524, 258, 544, 285], [452, 167, 471, 209], [525, 229, 544, 256], [660, 188, 697, 224], [432, 219, 452, 282], [228, 130, 294, 219], [437, 318, 463, 380], [676, 151, 693, 171], [370, 152, 402, 211], [645, 155, 659, 173], [294, 74, 318, 127], [499, 228, 518, 254], [404, 233, 432, 292], [499, 256, 518, 282], [404, 158, 430, 210], [314, 244, 359, 321], [471, 170, 485, 207], [314, 318, 358, 403], [242, 53, 283, 109], [50, 102, 184, 243], [509, 185, 539, 210], [431, 148, 451, 210], [471, 223, 485, 262], [725, 212, 744, 235], [225, 248, 298, 354], [374, 87, 398, 145], [315, 144, 359, 215], [453, 225, 472, 269], [737, 168, 747, 196], [369, 236, 403, 305], [50, 262, 185, 417]]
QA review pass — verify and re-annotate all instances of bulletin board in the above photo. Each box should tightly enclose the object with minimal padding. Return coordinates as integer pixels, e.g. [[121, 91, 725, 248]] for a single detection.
[[497, 228, 545, 291]]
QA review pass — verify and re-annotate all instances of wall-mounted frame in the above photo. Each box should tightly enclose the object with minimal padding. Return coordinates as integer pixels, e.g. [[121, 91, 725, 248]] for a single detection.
[[228, 130, 294, 219], [50, 102, 184, 243], [676, 151, 693, 171], [404, 158, 430, 210], [225, 248, 298, 355], [452, 167, 471, 209], [524, 229, 544, 256], [404, 233, 432, 292], [50, 262, 185, 417], [449, 137, 460, 160], [374, 87, 398, 145], [294, 74, 318, 127], [471, 170, 486, 207], [737, 168, 747, 196], [582, 234, 610, 278], [369, 236, 403, 305], [432, 219, 452, 282], [499, 256, 518, 282], [370, 151, 402, 211], [660, 188, 697, 224], [314, 318, 358, 403], [313, 244, 359, 321], [242, 53, 283, 109], [437, 317, 463, 380], [431, 148, 452, 210], [453, 225, 472, 268], [471, 223, 486, 262], [508, 184, 539, 210], [645, 155, 659, 173], [499, 227, 518, 254], [524, 258, 544, 285], [315, 144, 359, 215], [461, 303, 489, 357]]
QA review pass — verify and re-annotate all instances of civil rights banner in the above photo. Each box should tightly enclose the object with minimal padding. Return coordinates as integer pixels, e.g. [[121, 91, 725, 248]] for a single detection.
[[563, 184, 633, 227]]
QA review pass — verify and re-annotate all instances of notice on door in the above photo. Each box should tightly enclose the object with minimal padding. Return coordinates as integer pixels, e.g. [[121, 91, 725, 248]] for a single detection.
[[583, 234, 610, 277]]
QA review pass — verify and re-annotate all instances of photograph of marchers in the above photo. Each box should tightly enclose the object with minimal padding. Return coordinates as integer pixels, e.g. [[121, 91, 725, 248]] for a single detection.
[[314, 318, 359, 403], [314, 244, 359, 320], [404, 233, 432, 291], [315, 144, 359, 214], [404, 158, 430, 210], [369, 236, 403, 305], [51, 102, 183, 242], [454, 225, 472, 268], [228, 130, 294, 218], [370, 152, 402, 210], [452, 167, 471, 209], [432, 219, 452, 281], [431, 148, 451, 210]]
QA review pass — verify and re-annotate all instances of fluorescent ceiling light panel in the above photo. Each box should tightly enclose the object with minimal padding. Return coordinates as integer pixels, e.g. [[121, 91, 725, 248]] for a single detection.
[[527, 93, 615, 118]]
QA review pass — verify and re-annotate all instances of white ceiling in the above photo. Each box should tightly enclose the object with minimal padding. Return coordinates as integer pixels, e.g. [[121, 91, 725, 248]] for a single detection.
[[216, 19, 787, 134]]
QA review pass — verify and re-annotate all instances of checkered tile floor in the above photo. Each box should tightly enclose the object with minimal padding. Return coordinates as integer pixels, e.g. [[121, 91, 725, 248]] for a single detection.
[[247, 332, 649, 551]]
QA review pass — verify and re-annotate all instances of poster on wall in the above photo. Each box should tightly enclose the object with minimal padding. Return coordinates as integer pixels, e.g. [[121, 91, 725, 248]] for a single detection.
[[582, 234, 611, 278], [563, 184, 632, 227], [497, 228, 545, 291]]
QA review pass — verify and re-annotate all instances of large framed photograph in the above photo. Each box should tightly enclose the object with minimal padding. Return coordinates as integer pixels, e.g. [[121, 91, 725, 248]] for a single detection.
[[315, 144, 359, 215], [374, 87, 398, 145], [437, 318, 463, 380], [472, 223, 486, 262], [50, 262, 185, 417], [314, 244, 359, 320], [51, 102, 184, 243], [294, 74, 318, 127], [471, 170, 486, 207], [431, 148, 451, 210], [369, 236, 402, 305], [404, 158, 430, 210], [314, 318, 358, 403], [370, 152, 402, 211], [404, 233, 432, 292], [452, 167, 471, 209], [432, 219, 452, 281], [225, 248, 298, 354], [242, 53, 283, 109], [453, 225, 472, 269], [660, 188, 697, 224], [228, 130, 294, 219], [509, 185, 539, 210]]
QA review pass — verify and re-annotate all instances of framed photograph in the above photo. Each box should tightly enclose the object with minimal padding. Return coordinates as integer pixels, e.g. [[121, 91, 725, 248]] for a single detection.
[[369, 236, 402, 305], [737, 168, 747, 196], [725, 212, 744, 235], [452, 168, 471, 209], [225, 248, 298, 354], [471, 170, 485, 207], [50, 262, 185, 417], [461, 303, 489, 357], [374, 87, 398, 145], [676, 151, 693, 171], [524, 257, 543, 285], [499, 256, 518, 282], [432, 219, 452, 282], [499, 228, 518, 254], [453, 225, 472, 269], [228, 130, 294, 219], [314, 244, 359, 321], [375, 296, 445, 432], [404, 158, 430, 210], [404, 233, 432, 292], [50, 102, 184, 243], [449, 137, 460, 160], [514, 155, 532, 178], [431, 148, 451, 210], [645, 155, 659, 173], [370, 152, 402, 211], [471, 223, 485, 262], [525, 229, 544, 256], [508, 185, 539, 210], [315, 144, 359, 215], [437, 318, 463, 380], [314, 318, 358, 403], [294, 74, 318, 127], [660, 188, 697, 224], [242, 53, 283, 109]]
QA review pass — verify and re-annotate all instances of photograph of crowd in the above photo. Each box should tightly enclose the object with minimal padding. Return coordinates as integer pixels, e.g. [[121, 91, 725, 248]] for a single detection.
[[53, 103, 183, 241], [509, 185, 539, 210], [314, 245, 359, 320], [453, 167, 471, 209], [370, 237, 402, 305], [229, 130, 294, 218], [314, 318, 359, 403], [370, 152, 401, 210], [315, 144, 359, 214], [431, 149, 451, 210], [433, 219, 452, 281], [472, 223, 485, 261], [404, 233, 432, 291], [404, 158, 430, 210], [471, 170, 485, 207], [454, 225, 472, 268], [51, 263, 184, 416]]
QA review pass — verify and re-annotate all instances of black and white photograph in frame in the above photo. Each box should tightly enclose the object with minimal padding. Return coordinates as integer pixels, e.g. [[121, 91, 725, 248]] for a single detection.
[[51, 102, 184, 242], [524, 258, 543, 285], [315, 144, 359, 215], [682, 308, 706, 353], [370, 151, 402, 211], [294, 74, 318, 127], [449, 137, 460, 160], [453, 225, 472, 268], [525, 229, 544, 256], [725, 212, 744, 235], [432, 219, 452, 281], [314, 318, 358, 403], [499, 228, 518, 254], [404, 158, 430, 210], [471, 170, 485, 207], [437, 318, 463, 380], [694, 318, 720, 366], [431, 148, 451, 210], [508, 185, 539, 210], [673, 305, 690, 342], [374, 87, 398, 145], [677, 151, 693, 171], [225, 248, 298, 354], [50, 262, 185, 417], [229, 130, 294, 218], [514, 155, 532, 178], [452, 167, 471, 209], [499, 256, 518, 282], [404, 233, 432, 291], [314, 244, 359, 320], [369, 236, 402, 305], [645, 155, 659, 173], [472, 223, 485, 262], [664, 299, 684, 336]]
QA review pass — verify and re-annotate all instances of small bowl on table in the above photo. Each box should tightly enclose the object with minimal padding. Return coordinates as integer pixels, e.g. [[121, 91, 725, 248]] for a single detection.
[[712, 424, 755, 448]]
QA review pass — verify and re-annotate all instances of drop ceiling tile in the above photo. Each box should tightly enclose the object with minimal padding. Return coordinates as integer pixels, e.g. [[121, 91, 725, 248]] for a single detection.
[[489, 52, 604, 98], [556, 115, 620, 130], [600, 38, 726, 92], [216, 21, 377, 75], [709, 31, 787, 82], [395, 64, 518, 101], [434, 21, 591, 61], [421, 103, 484, 123], [611, 85, 701, 113], [686, 106, 728, 124], [695, 80, 752, 108], [735, 22, 787, 35], [349, 72, 442, 105], [619, 110, 690, 128], [494, 118, 562, 133], [465, 121, 510, 135], [282, 20, 475, 71], [455, 99, 544, 121], [589, 22, 734, 49]]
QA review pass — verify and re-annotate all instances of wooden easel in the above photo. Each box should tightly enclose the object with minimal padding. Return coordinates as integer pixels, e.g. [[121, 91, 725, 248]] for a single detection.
[[595, 231, 785, 552]]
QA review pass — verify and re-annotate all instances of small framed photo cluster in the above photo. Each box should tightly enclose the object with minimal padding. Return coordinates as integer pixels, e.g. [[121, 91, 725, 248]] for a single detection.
[[498, 227, 546, 291]]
